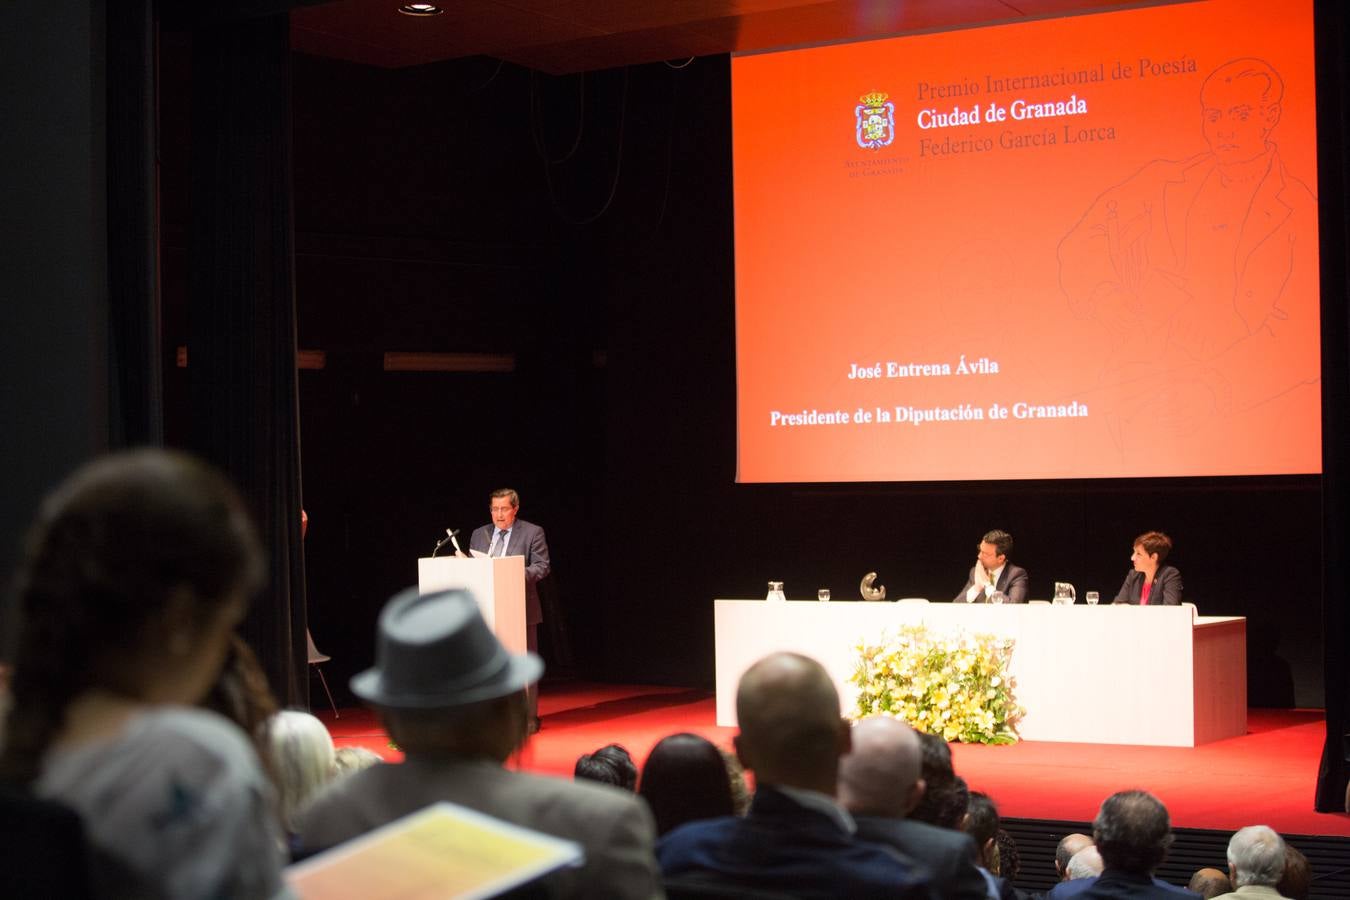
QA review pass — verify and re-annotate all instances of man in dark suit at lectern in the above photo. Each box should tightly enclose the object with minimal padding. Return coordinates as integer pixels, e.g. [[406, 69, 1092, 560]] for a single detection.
[[470, 487, 551, 730]]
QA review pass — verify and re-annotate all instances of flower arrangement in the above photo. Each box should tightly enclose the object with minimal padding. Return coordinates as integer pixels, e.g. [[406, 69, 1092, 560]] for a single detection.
[[849, 625, 1023, 744]]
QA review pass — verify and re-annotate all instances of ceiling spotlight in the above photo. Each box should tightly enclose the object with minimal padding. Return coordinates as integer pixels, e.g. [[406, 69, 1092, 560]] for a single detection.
[[398, 3, 443, 15]]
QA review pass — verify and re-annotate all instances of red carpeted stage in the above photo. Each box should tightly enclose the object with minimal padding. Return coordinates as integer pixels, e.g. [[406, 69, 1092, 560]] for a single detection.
[[321, 681, 1350, 839]]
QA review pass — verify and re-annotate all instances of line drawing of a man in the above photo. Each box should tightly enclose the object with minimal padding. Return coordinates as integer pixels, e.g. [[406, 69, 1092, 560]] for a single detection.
[[1058, 58, 1319, 459]]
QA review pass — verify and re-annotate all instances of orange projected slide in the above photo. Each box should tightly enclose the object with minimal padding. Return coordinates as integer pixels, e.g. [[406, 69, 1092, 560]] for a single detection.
[[733, 0, 1320, 483]]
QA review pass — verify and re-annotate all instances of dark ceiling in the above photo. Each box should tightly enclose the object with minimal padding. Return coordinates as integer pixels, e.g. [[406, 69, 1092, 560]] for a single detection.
[[290, 0, 1149, 75]]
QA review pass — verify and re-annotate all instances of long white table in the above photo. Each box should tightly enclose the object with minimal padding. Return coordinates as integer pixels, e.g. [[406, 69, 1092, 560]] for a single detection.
[[714, 600, 1246, 747]]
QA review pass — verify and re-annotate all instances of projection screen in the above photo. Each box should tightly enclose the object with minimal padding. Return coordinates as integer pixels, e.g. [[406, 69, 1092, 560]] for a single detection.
[[732, 0, 1321, 483]]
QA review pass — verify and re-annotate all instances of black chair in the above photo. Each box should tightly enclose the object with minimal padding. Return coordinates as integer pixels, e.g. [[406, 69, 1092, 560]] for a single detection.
[[0, 785, 94, 898], [663, 874, 800, 900], [307, 628, 339, 717]]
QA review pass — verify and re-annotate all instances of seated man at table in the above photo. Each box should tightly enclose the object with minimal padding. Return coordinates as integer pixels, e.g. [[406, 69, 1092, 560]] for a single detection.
[[954, 529, 1029, 603]]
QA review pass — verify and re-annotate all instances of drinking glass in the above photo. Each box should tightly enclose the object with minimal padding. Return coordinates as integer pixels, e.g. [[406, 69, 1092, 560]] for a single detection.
[[766, 581, 785, 602], [1085, 591, 1100, 605], [989, 591, 1007, 605], [817, 589, 831, 602]]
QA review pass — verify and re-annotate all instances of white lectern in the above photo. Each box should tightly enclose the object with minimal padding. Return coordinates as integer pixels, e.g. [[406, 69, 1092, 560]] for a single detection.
[[417, 556, 527, 655]]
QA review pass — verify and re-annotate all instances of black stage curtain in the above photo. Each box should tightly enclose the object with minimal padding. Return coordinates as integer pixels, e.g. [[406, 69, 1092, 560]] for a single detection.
[[107, 0, 162, 449], [1316, 0, 1350, 812], [187, 13, 307, 707]]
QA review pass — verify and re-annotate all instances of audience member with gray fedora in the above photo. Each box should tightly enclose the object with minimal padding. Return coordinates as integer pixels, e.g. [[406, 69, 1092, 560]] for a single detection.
[[297, 587, 661, 898]]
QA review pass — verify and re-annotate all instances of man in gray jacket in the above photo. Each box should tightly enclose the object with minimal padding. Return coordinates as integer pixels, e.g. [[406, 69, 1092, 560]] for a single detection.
[[297, 587, 660, 899]]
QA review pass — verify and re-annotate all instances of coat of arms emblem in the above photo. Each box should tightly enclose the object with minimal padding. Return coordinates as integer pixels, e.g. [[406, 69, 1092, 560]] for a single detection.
[[855, 91, 895, 150]]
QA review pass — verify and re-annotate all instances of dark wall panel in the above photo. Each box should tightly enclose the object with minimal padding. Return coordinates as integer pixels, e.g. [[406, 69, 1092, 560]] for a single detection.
[[0, 0, 109, 603]]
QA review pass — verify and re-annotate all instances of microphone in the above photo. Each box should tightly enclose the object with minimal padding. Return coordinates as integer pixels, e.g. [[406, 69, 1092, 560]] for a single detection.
[[432, 528, 459, 558]]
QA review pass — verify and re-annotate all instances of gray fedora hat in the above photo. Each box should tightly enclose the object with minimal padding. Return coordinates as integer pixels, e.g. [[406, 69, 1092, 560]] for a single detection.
[[350, 587, 543, 708]]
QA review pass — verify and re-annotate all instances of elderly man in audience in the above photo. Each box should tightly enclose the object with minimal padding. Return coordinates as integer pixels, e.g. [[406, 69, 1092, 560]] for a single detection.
[[296, 588, 661, 899], [837, 716, 988, 899], [265, 709, 337, 846], [1071, 847, 1106, 879], [656, 652, 931, 898], [1077, 790, 1198, 899], [331, 746, 382, 776], [1188, 868, 1234, 899], [1049, 846, 1107, 899], [1211, 826, 1290, 900], [1058, 834, 1095, 880]]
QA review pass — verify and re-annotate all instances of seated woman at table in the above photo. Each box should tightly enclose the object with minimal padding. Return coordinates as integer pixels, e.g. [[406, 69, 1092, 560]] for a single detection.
[[1112, 530, 1183, 606]]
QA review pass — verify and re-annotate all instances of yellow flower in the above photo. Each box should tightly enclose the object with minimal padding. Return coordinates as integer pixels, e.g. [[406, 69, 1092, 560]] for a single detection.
[[851, 625, 1019, 743]]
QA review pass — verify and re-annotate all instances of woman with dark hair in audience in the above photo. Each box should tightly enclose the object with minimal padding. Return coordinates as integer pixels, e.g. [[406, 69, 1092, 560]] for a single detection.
[[203, 633, 279, 767], [965, 792, 1001, 871], [574, 743, 638, 791], [966, 791, 1017, 900], [638, 733, 735, 836], [994, 828, 1021, 880], [1113, 530, 1183, 606], [911, 732, 970, 831], [0, 449, 287, 898]]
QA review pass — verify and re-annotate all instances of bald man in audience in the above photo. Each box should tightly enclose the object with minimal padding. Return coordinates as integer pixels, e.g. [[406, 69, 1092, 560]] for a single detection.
[[1071, 847, 1106, 880], [838, 716, 988, 900], [1049, 846, 1109, 900], [1058, 834, 1096, 880], [1212, 826, 1290, 900], [657, 653, 931, 899], [1188, 868, 1234, 899]]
